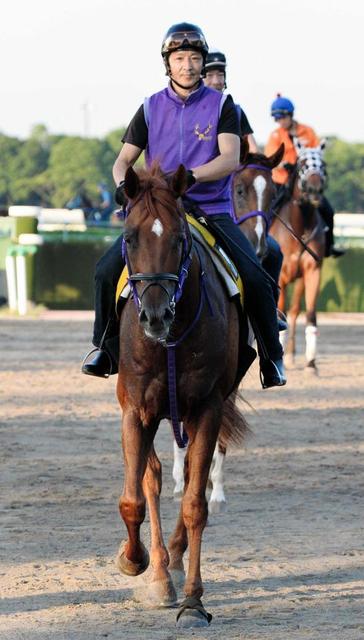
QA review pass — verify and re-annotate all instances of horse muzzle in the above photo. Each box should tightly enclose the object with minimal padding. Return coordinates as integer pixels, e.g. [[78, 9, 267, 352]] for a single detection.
[[139, 303, 175, 342]]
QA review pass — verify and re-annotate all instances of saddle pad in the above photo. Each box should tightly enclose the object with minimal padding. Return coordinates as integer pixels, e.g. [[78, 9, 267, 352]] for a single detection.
[[115, 215, 244, 308]]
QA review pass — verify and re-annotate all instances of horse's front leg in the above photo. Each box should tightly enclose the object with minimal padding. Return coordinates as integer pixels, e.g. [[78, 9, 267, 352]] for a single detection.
[[176, 399, 222, 627], [141, 446, 178, 606], [303, 264, 321, 373], [285, 277, 304, 367], [116, 409, 155, 577]]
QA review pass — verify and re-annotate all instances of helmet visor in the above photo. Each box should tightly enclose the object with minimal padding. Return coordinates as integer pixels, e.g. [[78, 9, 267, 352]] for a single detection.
[[162, 31, 208, 55]]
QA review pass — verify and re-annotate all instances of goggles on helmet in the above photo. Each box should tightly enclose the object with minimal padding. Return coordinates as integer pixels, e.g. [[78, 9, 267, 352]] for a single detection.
[[162, 30, 208, 56]]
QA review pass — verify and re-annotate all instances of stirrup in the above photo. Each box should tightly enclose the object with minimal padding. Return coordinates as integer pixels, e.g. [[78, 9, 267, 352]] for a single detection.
[[81, 347, 114, 378]]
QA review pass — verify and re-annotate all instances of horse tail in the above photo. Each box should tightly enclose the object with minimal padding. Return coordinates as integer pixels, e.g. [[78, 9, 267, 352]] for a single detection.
[[219, 391, 251, 448]]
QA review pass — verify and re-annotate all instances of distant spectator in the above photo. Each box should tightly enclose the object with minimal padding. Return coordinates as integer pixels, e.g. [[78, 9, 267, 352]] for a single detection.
[[97, 182, 114, 221]]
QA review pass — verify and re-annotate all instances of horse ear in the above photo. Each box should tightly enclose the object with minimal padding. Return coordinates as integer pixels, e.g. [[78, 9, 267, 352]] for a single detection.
[[170, 164, 188, 198], [124, 166, 141, 200], [240, 136, 249, 164], [267, 143, 285, 168]]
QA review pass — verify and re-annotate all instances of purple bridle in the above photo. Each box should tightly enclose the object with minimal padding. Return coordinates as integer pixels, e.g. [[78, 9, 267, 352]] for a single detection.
[[231, 163, 273, 231]]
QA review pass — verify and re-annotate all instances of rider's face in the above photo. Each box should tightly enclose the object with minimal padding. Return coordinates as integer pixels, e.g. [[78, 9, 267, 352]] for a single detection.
[[168, 50, 203, 89], [275, 115, 293, 130], [204, 70, 225, 92]]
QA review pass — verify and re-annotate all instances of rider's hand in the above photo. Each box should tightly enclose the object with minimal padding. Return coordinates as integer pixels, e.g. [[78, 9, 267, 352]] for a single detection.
[[115, 180, 126, 207]]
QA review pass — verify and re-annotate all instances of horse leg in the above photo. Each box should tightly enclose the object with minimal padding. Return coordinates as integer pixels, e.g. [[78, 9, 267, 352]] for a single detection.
[[285, 277, 304, 367], [115, 410, 155, 577], [175, 400, 221, 628], [303, 266, 321, 373], [209, 442, 227, 513], [141, 446, 178, 606], [173, 439, 187, 500]]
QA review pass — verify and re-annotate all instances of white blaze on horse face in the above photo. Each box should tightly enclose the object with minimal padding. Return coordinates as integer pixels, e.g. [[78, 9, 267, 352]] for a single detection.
[[253, 175, 266, 248], [151, 218, 164, 237]]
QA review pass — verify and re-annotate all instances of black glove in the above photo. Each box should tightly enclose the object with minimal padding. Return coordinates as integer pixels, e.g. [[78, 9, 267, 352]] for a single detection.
[[186, 169, 196, 190], [115, 180, 127, 206]]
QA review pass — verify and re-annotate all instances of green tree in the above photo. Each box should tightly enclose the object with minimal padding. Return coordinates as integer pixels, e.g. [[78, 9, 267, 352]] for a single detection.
[[325, 138, 364, 212]]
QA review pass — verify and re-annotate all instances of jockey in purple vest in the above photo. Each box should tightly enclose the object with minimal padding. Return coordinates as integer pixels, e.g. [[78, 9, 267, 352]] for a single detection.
[[82, 22, 286, 389]]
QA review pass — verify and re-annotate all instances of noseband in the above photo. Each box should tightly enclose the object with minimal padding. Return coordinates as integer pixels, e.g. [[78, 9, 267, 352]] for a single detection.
[[231, 163, 273, 231]]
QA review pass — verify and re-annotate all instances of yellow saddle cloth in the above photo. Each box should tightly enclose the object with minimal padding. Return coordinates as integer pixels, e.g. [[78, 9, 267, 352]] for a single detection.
[[115, 214, 244, 308]]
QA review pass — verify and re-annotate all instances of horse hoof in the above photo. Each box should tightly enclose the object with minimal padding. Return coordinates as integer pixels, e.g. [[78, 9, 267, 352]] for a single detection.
[[115, 541, 149, 576], [173, 490, 183, 501], [284, 355, 295, 369], [176, 597, 212, 628], [304, 362, 318, 376], [176, 609, 210, 628], [209, 499, 226, 514], [146, 577, 178, 608]]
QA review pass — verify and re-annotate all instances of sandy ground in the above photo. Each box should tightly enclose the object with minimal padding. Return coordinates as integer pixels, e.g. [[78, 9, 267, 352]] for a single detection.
[[1, 313, 364, 639]]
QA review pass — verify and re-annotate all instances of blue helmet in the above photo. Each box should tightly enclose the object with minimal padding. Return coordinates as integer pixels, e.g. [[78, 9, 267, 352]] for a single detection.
[[271, 94, 294, 118]]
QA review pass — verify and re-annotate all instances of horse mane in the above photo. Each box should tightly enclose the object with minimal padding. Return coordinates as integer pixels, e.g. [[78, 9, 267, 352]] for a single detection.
[[133, 162, 184, 222]]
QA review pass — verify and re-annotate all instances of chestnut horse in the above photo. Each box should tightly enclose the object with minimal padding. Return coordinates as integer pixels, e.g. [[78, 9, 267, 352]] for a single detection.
[[173, 143, 286, 512], [116, 163, 251, 627], [270, 141, 327, 372]]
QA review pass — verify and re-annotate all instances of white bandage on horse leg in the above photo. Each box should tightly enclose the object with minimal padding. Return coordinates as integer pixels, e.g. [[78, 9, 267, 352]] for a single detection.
[[305, 325, 318, 362]]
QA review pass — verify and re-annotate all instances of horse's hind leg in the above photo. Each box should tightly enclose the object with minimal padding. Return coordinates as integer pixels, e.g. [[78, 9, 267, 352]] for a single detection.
[[173, 439, 187, 500], [141, 446, 177, 606], [116, 410, 155, 577], [209, 442, 227, 513]]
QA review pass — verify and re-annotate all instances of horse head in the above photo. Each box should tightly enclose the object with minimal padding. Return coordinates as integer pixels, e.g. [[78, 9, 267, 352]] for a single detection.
[[123, 164, 191, 342], [294, 138, 327, 208], [231, 142, 284, 260]]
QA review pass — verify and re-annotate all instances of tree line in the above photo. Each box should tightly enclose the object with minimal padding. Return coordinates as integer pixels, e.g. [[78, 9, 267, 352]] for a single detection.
[[0, 125, 363, 212]]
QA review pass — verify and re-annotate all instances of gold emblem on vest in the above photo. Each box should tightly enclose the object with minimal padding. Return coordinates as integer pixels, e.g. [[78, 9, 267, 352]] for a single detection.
[[194, 122, 212, 141]]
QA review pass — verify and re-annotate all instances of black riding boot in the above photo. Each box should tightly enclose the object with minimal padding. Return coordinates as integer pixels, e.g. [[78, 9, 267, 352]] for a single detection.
[[319, 197, 345, 258], [82, 235, 124, 378]]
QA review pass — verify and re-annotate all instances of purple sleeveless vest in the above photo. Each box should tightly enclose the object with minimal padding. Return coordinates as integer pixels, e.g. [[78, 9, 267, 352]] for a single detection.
[[144, 83, 231, 215]]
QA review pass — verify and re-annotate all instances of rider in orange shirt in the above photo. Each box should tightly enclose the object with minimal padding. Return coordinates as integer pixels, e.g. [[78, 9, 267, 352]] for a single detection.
[[265, 95, 344, 257]]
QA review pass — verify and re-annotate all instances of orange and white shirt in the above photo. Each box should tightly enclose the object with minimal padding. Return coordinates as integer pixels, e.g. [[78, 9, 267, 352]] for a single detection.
[[264, 123, 319, 184]]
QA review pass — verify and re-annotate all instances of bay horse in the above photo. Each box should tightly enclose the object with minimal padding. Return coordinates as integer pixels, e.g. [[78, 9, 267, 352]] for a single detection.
[[116, 163, 251, 627], [270, 140, 327, 372], [172, 141, 285, 513]]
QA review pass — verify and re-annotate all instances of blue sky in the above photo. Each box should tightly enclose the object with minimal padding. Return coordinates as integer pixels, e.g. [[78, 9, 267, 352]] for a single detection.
[[2, 0, 363, 143]]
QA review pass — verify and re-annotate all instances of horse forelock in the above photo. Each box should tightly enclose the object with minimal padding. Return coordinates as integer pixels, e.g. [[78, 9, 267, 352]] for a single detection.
[[131, 164, 183, 225]]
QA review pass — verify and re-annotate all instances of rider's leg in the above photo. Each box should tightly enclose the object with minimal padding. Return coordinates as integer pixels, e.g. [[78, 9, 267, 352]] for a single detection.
[[82, 235, 125, 377], [319, 197, 345, 258], [263, 235, 287, 331], [208, 214, 286, 389], [262, 235, 283, 304]]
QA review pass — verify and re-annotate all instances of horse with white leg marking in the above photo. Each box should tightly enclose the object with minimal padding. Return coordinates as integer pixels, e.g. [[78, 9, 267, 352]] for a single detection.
[[270, 140, 327, 373]]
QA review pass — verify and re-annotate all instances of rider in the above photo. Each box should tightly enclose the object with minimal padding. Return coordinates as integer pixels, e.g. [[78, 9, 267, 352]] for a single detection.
[[202, 49, 284, 304], [82, 22, 286, 388], [202, 49, 258, 152], [265, 95, 345, 258]]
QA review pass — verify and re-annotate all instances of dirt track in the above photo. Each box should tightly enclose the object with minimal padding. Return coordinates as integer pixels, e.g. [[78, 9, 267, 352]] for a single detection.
[[1, 313, 364, 639]]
